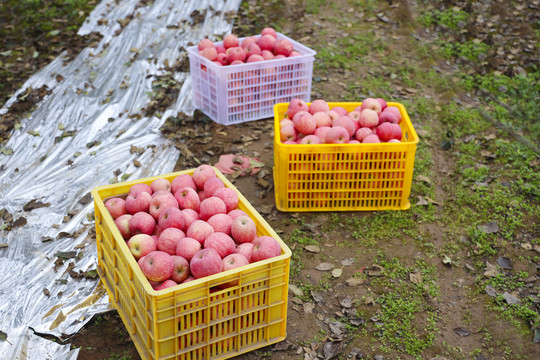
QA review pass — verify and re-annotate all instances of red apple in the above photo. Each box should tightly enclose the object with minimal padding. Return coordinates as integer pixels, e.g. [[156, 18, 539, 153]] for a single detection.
[[256, 34, 276, 51], [192, 165, 216, 190], [127, 234, 157, 260], [251, 236, 281, 262], [300, 135, 322, 144], [129, 211, 156, 235], [330, 106, 348, 116], [174, 187, 200, 211], [170, 256, 190, 283], [213, 188, 239, 212], [313, 112, 332, 128], [261, 27, 277, 38], [358, 109, 379, 128], [204, 232, 236, 258], [235, 242, 254, 263], [150, 178, 171, 193], [362, 134, 381, 143], [314, 126, 332, 143], [261, 49, 274, 60], [186, 220, 214, 245], [158, 207, 185, 231], [230, 215, 257, 244], [326, 110, 340, 124], [198, 39, 214, 51], [293, 112, 316, 135], [326, 126, 350, 144], [129, 183, 152, 197], [226, 46, 246, 63], [273, 39, 293, 56], [154, 279, 177, 291], [203, 177, 225, 197], [149, 193, 178, 221], [355, 127, 374, 142], [199, 197, 227, 221], [105, 197, 126, 220], [125, 191, 152, 214], [228, 209, 249, 219], [207, 213, 233, 235], [114, 214, 133, 240], [223, 34, 239, 49], [280, 124, 297, 142], [376, 98, 388, 111], [139, 251, 174, 282], [286, 99, 309, 120], [176, 237, 202, 262], [333, 116, 356, 137], [171, 174, 197, 193], [220, 253, 250, 288], [360, 98, 382, 114], [309, 99, 330, 115], [158, 228, 185, 255], [244, 42, 262, 58], [190, 249, 223, 279], [182, 209, 199, 229], [247, 54, 264, 63]]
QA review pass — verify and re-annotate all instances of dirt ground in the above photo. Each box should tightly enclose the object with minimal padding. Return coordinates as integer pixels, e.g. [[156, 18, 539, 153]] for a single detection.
[[1, 0, 539, 359]]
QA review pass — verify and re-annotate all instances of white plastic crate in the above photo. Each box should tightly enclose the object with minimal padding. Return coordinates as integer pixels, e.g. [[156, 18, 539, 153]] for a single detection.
[[187, 33, 316, 125]]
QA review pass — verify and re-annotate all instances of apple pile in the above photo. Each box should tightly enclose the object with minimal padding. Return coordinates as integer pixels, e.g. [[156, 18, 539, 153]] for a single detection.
[[104, 165, 282, 291], [279, 98, 403, 144], [197, 27, 301, 66]]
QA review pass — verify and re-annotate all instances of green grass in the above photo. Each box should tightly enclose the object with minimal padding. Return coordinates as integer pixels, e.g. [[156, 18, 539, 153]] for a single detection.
[[418, 8, 469, 31], [361, 256, 439, 357]]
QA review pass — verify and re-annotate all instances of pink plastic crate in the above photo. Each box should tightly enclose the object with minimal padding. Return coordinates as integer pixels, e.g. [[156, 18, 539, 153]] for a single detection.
[[187, 33, 316, 125]]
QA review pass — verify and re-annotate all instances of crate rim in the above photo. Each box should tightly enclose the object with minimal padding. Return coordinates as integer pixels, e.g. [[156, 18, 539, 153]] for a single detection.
[[273, 101, 420, 148], [91, 166, 292, 297]]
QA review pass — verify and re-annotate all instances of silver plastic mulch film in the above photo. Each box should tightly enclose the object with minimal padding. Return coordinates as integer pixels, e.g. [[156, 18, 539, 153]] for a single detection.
[[0, 0, 241, 358]]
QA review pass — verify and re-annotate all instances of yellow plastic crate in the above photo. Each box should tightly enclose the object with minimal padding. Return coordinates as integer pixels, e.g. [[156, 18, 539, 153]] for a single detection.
[[92, 168, 291, 360], [273, 102, 419, 212]]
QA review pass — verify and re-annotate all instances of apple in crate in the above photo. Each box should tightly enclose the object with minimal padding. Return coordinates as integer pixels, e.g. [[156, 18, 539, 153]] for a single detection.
[[313, 112, 332, 128], [190, 248, 223, 279], [158, 228, 185, 255], [129, 211, 156, 235], [139, 250, 174, 282], [228, 209, 248, 220], [154, 279, 177, 291], [198, 38, 214, 51], [158, 207, 185, 231], [114, 214, 132, 240], [235, 242, 254, 263], [192, 164, 216, 189], [199, 197, 227, 221], [251, 236, 281, 262], [355, 127, 374, 142], [231, 215, 257, 244], [309, 99, 330, 115], [187, 220, 214, 245], [128, 234, 157, 260], [203, 177, 225, 197], [360, 97, 382, 114], [358, 109, 379, 128], [170, 256, 190, 283], [204, 232, 236, 258], [333, 116, 356, 137], [261, 27, 277, 38], [129, 183, 152, 196], [293, 112, 316, 135], [213, 187, 239, 212], [182, 209, 199, 229], [326, 126, 350, 144], [176, 237, 202, 262], [149, 193, 178, 220], [105, 197, 126, 220], [174, 187, 200, 211], [220, 253, 250, 288], [125, 191, 152, 214], [171, 173, 197, 193], [280, 124, 297, 142], [150, 178, 171, 193], [207, 213, 233, 235], [287, 99, 309, 120], [223, 34, 239, 49]]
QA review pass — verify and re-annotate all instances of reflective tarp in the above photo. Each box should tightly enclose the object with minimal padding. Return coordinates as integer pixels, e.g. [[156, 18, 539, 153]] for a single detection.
[[0, 0, 240, 358]]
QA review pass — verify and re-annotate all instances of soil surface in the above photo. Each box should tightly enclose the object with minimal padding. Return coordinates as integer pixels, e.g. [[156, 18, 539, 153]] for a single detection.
[[1, 0, 539, 359]]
